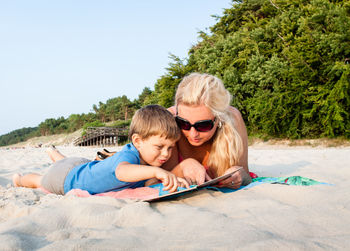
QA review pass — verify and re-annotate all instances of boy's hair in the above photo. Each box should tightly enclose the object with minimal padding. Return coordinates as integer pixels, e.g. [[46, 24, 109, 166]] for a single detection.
[[129, 104, 180, 141]]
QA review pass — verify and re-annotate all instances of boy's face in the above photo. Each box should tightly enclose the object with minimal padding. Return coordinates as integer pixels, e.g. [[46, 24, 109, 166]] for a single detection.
[[133, 135, 176, 167]]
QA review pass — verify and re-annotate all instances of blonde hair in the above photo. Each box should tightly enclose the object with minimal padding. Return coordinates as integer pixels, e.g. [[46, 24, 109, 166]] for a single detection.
[[175, 73, 243, 177], [129, 104, 180, 141]]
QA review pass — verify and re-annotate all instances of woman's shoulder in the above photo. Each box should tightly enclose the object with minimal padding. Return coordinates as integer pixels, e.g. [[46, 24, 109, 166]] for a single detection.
[[167, 106, 176, 115], [228, 106, 243, 120], [227, 106, 247, 131]]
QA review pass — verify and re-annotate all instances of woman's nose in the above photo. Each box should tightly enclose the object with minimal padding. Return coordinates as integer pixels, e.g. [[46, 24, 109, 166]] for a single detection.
[[189, 127, 199, 137]]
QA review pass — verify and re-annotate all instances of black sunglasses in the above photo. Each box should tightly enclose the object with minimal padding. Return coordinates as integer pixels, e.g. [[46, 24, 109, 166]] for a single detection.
[[175, 116, 216, 132]]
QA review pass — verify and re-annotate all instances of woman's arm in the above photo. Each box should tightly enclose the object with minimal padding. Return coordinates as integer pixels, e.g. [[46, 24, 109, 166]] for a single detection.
[[229, 106, 249, 172], [164, 157, 211, 185], [216, 107, 251, 188]]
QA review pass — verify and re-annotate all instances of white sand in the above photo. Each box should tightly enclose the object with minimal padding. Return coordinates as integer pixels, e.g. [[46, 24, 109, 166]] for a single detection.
[[0, 145, 350, 250]]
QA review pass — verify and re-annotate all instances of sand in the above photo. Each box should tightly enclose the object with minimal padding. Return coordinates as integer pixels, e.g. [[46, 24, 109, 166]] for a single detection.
[[0, 145, 350, 250]]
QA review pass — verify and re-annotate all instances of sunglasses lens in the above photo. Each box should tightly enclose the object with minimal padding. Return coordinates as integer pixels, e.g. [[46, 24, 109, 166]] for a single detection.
[[175, 117, 191, 130], [194, 121, 214, 132], [176, 116, 215, 132]]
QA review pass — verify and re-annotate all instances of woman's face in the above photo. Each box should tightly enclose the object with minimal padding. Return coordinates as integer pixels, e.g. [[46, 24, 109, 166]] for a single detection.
[[176, 104, 218, 146]]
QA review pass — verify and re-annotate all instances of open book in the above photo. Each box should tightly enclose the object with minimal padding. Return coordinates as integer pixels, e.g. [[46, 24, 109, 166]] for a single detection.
[[144, 167, 243, 202]]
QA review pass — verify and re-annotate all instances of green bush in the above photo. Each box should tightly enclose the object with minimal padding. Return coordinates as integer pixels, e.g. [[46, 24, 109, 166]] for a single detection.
[[110, 120, 131, 128], [81, 121, 106, 136], [151, 0, 350, 139]]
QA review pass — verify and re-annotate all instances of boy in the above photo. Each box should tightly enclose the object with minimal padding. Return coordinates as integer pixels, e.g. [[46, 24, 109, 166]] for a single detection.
[[13, 105, 189, 195]]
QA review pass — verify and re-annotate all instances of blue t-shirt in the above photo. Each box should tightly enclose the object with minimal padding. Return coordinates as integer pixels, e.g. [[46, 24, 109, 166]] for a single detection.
[[63, 143, 146, 194]]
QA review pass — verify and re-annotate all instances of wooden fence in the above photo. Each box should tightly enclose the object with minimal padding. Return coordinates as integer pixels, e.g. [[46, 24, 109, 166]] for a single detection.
[[73, 127, 128, 147]]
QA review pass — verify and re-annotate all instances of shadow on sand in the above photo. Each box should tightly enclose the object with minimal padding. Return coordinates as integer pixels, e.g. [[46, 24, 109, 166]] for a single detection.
[[249, 160, 311, 177]]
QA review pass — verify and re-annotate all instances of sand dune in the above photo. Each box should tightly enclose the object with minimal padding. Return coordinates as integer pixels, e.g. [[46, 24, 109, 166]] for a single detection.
[[0, 145, 349, 250]]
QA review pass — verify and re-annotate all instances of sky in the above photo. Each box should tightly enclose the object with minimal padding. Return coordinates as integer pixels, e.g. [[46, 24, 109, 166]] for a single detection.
[[0, 0, 232, 136]]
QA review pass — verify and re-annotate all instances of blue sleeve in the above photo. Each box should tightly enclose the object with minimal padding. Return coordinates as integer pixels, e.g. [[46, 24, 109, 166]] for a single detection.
[[64, 145, 145, 194]]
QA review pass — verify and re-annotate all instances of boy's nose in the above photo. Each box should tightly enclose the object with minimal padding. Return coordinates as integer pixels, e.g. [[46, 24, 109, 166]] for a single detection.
[[161, 148, 170, 157]]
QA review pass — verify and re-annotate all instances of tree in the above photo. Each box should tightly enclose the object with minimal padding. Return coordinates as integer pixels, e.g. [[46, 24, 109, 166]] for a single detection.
[[149, 54, 193, 108], [152, 0, 350, 138], [135, 87, 153, 108], [104, 95, 134, 121]]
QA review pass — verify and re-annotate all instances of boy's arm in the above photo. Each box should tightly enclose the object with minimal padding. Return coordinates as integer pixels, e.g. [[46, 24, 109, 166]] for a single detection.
[[115, 162, 160, 182], [115, 162, 189, 192], [144, 178, 159, 186]]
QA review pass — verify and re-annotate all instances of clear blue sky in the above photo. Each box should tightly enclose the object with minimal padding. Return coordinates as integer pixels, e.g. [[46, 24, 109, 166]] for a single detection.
[[0, 0, 232, 136]]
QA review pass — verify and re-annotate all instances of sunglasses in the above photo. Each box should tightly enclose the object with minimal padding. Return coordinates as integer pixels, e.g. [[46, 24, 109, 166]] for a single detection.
[[175, 116, 216, 132]]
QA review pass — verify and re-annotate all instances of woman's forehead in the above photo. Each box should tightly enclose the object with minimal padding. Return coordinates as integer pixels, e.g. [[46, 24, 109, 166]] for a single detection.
[[177, 104, 214, 119]]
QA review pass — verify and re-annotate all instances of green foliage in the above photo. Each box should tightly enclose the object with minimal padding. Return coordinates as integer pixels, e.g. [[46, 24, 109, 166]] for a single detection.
[[38, 117, 67, 136], [2, 0, 349, 146], [151, 0, 350, 138], [0, 95, 138, 146], [135, 87, 153, 107], [0, 127, 39, 146], [110, 120, 131, 128], [66, 113, 97, 133], [149, 54, 193, 107], [93, 96, 137, 122], [81, 121, 106, 136]]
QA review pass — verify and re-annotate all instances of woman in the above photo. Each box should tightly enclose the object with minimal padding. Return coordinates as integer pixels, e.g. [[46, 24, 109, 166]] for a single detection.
[[163, 73, 252, 189]]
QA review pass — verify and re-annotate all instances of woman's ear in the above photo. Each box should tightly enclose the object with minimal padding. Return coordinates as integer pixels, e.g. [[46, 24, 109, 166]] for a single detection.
[[131, 134, 142, 150]]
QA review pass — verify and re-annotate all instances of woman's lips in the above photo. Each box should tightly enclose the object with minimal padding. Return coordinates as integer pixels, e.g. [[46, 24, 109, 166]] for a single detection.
[[190, 138, 201, 143]]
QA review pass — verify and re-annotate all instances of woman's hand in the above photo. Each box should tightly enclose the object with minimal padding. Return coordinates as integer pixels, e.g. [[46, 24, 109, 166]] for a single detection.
[[179, 158, 212, 185], [216, 166, 251, 189], [155, 169, 189, 193]]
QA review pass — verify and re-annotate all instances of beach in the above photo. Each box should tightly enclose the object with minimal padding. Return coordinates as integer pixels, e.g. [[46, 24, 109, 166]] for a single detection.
[[0, 145, 350, 250]]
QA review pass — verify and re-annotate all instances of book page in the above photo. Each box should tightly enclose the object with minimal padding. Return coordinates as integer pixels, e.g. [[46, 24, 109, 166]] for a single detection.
[[197, 167, 243, 188], [144, 167, 243, 202], [143, 186, 198, 202]]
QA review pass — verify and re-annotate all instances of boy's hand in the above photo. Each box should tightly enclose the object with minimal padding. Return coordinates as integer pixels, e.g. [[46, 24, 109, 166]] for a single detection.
[[155, 169, 190, 193]]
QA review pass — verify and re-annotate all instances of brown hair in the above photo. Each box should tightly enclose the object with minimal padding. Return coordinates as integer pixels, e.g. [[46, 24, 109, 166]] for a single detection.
[[129, 104, 180, 141]]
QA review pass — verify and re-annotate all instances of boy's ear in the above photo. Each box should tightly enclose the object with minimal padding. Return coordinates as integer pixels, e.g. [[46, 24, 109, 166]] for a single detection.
[[131, 134, 142, 150]]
